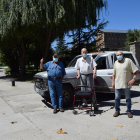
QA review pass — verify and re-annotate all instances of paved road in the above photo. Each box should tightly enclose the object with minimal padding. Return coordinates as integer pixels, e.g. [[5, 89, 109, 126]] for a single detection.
[[0, 67, 140, 140]]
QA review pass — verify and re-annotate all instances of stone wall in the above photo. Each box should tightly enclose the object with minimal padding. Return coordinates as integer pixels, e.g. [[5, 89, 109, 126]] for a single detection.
[[129, 42, 140, 66]]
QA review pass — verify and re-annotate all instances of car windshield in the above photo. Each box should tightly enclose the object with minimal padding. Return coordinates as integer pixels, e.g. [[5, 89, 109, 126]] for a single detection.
[[92, 54, 98, 59], [68, 54, 98, 67], [68, 56, 82, 67]]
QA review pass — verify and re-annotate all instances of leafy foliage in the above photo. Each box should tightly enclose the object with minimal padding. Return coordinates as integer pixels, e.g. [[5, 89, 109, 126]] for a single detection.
[[67, 21, 108, 55], [125, 29, 140, 50], [55, 36, 68, 56], [0, 0, 107, 36], [0, 0, 108, 75]]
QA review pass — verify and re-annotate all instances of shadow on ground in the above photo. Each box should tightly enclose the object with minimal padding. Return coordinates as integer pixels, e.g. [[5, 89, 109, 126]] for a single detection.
[[120, 110, 140, 116], [41, 91, 140, 116], [131, 90, 140, 98]]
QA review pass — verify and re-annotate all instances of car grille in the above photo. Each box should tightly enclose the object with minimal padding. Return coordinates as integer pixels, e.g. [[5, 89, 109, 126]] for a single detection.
[[34, 77, 48, 90]]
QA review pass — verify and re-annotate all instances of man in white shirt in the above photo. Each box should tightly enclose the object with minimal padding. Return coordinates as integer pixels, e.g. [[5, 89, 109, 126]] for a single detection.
[[112, 51, 138, 118], [75, 48, 97, 106]]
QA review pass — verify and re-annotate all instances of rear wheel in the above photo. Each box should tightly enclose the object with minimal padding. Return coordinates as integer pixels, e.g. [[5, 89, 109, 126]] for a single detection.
[[63, 85, 74, 107]]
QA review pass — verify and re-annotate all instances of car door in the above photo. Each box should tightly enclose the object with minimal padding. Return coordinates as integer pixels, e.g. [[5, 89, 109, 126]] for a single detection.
[[93, 53, 115, 93]]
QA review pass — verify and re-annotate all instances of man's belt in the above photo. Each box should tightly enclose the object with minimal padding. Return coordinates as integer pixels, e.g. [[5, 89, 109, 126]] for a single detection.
[[49, 76, 61, 79], [81, 73, 93, 76]]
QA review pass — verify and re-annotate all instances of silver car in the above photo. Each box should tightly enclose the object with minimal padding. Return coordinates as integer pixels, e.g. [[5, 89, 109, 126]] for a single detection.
[[34, 51, 140, 107]]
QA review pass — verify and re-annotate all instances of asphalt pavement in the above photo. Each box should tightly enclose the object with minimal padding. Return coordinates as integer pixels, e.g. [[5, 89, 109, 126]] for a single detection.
[[0, 67, 140, 140]]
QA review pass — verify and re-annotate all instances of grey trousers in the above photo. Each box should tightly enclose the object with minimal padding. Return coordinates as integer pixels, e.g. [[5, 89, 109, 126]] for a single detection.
[[80, 74, 96, 104], [80, 74, 94, 91]]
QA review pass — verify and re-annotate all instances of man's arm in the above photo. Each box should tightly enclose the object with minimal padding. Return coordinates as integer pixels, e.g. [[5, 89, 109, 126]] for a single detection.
[[112, 75, 115, 89], [40, 58, 43, 70], [93, 66, 97, 79], [112, 63, 116, 89], [92, 58, 97, 79], [60, 63, 66, 80], [77, 69, 80, 79], [128, 70, 138, 86], [75, 59, 80, 79]]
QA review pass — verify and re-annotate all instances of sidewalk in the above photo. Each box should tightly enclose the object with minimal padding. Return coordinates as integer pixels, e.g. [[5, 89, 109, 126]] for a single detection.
[[0, 67, 140, 140]]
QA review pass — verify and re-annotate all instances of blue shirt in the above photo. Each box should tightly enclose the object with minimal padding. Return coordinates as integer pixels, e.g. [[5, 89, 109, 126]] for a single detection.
[[43, 61, 66, 77]]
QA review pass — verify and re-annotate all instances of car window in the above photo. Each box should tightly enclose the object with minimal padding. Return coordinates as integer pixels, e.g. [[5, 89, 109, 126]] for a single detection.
[[111, 55, 113, 64], [92, 54, 98, 59], [68, 56, 82, 67], [114, 55, 117, 62], [68, 55, 91, 67], [96, 57, 107, 70], [92, 55, 98, 59], [123, 54, 136, 64]]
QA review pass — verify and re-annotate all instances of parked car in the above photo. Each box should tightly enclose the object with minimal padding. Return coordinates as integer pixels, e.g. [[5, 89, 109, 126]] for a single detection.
[[33, 51, 140, 107]]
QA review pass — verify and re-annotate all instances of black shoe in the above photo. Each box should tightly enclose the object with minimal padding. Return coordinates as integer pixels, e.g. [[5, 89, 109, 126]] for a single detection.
[[53, 108, 57, 114]]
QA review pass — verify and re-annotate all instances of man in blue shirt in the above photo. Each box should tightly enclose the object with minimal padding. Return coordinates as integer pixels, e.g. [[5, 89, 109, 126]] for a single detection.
[[40, 53, 66, 114]]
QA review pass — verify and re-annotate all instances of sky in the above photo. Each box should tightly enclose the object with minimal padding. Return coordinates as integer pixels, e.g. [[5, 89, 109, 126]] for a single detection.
[[51, 0, 140, 48]]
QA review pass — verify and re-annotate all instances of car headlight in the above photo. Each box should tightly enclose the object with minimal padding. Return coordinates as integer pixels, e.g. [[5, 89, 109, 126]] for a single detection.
[[42, 78, 48, 90]]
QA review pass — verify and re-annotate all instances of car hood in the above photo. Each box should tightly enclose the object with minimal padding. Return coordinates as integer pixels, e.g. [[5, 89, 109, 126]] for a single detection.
[[34, 67, 77, 79]]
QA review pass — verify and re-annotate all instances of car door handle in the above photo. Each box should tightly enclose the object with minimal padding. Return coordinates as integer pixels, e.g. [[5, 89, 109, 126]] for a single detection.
[[108, 73, 113, 75]]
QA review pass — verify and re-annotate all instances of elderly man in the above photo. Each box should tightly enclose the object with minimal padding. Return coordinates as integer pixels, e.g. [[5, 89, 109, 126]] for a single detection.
[[75, 48, 97, 106], [40, 53, 66, 114], [112, 51, 138, 118]]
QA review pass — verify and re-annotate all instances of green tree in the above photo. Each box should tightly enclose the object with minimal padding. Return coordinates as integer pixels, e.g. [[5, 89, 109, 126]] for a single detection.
[[55, 36, 68, 56], [125, 29, 140, 50], [67, 21, 108, 55], [0, 0, 107, 75]]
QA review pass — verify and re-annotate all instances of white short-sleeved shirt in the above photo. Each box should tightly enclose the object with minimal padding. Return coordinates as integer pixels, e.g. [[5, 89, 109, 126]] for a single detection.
[[75, 56, 97, 74], [113, 58, 138, 89]]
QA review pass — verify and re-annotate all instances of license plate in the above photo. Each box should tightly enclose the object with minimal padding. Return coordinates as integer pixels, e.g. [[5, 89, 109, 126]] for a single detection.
[[35, 87, 39, 93]]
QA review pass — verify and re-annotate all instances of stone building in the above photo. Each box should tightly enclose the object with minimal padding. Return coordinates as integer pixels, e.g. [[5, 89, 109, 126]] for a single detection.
[[129, 42, 140, 66], [96, 29, 127, 51]]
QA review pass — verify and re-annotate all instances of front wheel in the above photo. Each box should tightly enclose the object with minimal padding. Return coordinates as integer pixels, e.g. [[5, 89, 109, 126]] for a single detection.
[[63, 85, 74, 108]]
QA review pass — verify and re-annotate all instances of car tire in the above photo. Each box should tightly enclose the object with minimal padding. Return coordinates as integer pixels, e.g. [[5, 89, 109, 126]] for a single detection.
[[63, 85, 74, 108]]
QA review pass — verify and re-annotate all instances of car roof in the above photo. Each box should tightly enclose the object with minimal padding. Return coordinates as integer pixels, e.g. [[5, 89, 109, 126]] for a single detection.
[[76, 51, 132, 57]]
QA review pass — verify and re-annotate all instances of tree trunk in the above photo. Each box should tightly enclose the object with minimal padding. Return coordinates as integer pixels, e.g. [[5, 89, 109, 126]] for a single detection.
[[20, 38, 26, 76], [10, 48, 20, 75], [11, 57, 19, 75]]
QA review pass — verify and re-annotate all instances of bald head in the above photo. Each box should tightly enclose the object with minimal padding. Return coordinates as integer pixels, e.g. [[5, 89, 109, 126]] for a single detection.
[[116, 51, 123, 56], [116, 50, 124, 61], [81, 48, 87, 54]]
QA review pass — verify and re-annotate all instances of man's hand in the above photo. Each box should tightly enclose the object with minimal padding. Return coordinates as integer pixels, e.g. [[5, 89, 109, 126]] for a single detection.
[[112, 82, 115, 89], [128, 79, 135, 86], [59, 77, 63, 80], [93, 74, 96, 79], [40, 58, 43, 63], [40, 58, 44, 70], [77, 75, 80, 79]]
